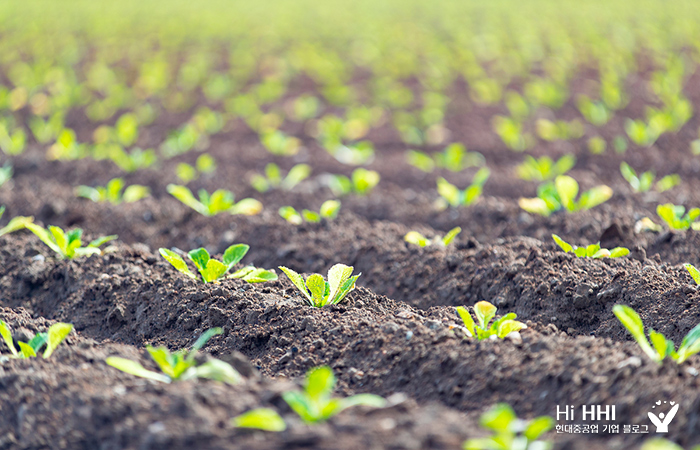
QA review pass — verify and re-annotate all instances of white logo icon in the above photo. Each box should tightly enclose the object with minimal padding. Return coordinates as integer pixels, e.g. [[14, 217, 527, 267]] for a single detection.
[[648, 401, 679, 433]]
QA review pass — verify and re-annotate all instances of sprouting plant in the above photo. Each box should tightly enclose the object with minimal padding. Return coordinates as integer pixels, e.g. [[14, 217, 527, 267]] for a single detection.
[[231, 408, 287, 432], [0, 206, 33, 237], [576, 95, 612, 126], [516, 154, 575, 182], [260, 130, 301, 156], [279, 200, 340, 225], [436, 167, 490, 209], [492, 116, 532, 151], [0, 320, 73, 359], [552, 234, 629, 258], [587, 136, 607, 154], [613, 304, 700, 364], [75, 178, 150, 204], [656, 204, 700, 230], [159, 244, 277, 284], [279, 264, 360, 308], [685, 264, 700, 286], [535, 119, 584, 142], [519, 175, 612, 217], [175, 154, 217, 183], [406, 144, 485, 173], [167, 184, 262, 216], [282, 366, 385, 423], [625, 118, 661, 147], [106, 328, 241, 384], [327, 168, 380, 196], [463, 403, 554, 450], [109, 147, 158, 173], [327, 141, 375, 165], [0, 162, 12, 188], [25, 223, 116, 259], [620, 163, 680, 193], [405, 227, 461, 247], [456, 301, 526, 340], [250, 163, 311, 193]]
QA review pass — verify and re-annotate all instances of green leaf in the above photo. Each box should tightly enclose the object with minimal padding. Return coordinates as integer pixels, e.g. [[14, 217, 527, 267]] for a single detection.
[[333, 274, 359, 304], [159, 248, 196, 280], [49, 225, 68, 254], [281, 164, 311, 190], [473, 301, 497, 330], [577, 185, 613, 210], [613, 305, 660, 362], [230, 198, 263, 216], [404, 231, 429, 247], [232, 408, 287, 432], [327, 264, 354, 304], [147, 346, 177, 377], [42, 322, 72, 358], [75, 185, 101, 202], [574, 247, 587, 258], [609, 247, 630, 258], [279, 266, 312, 302], [524, 416, 555, 440], [656, 174, 680, 193], [188, 359, 242, 384], [306, 274, 327, 307], [106, 178, 125, 202], [167, 184, 208, 216], [306, 366, 335, 401], [302, 209, 321, 222], [657, 204, 678, 228], [105, 356, 172, 383], [27, 332, 48, 353], [620, 162, 637, 188], [518, 197, 554, 217], [283, 390, 316, 423], [685, 264, 700, 285], [442, 227, 462, 246], [555, 175, 579, 211], [222, 244, 249, 268], [340, 393, 387, 413], [279, 206, 302, 225], [586, 243, 601, 257], [0, 320, 17, 356], [456, 306, 477, 337], [0, 215, 33, 237], [241, 268, 278, 283], [18, 341, 36, 358], [462, 184, 483, 206], [497, 319, 527, 338], [480, 403, 516, 432], [88, 235, 117, 248], [437, 177, 461, 208], [592, 248, 611, 259], [640, 438, 685, 450], [552, 234, 573, 253], [191, 328, 223, 354], [320, 200, 341, 219], [123, 185, 150, 203], [650, 330, 670, 361], [677, 323, 700, 363], [202, 259, 228, 283]]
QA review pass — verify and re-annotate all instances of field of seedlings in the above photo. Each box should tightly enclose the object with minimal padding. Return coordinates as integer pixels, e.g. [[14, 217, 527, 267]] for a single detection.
[[3, 0, 700, 448]]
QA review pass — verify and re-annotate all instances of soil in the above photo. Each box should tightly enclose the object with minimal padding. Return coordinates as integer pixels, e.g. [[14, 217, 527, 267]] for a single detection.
[[2, 70, 700, 449]]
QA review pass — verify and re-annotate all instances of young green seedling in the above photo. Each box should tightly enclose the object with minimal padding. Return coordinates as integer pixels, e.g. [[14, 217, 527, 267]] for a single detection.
[[463, 403, 554, 450], [279, 264, 360, 307], [656, 204, 700, 230], [159, 244, 277, 284], [406, 144, 485, 173], [455, 301, 526, 340], [0, 206, 34, 237], [25, 223, 116, 259], [613, 304, 700, 364], [436, 167, 490, 209], [552, 234, 629, 258], [0, 320, 73, 359], [404, 227, 461, 247], [519, 175, 612, 217], [685, 264, 700, 285], [75, 178, 150, 204], [282, 366, 386, 423], [231, 408, 287, 432], [0, 162, 12, 188], [106, 328, 241, 384], [620, 163, 680, 193], [167, 184, 262, 216], [175, 154, 217, 183], [327, 168, 380, 196], [279, 200, 340, 225], [250, 163, 311, 193], [516, 154, 575, 182]]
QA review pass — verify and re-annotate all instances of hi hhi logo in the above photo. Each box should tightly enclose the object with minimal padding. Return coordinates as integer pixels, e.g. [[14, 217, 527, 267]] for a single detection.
[[648, 400, 679, 433], [557, 405, 616, 421]]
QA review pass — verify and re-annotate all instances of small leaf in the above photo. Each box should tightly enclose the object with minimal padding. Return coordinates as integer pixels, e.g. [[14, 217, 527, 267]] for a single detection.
[[404, 231, 429, 247], [677, 323, 700, 363], [574, 247, 587, 258], [685, 264, 700, 285], [159, 248, 196, 280], [189, 359, 242, 385], [613, 305, 660, 362], [123, 185, 150, 203], [282, 390, 316, 423], [279, 206, 302, 225], [319, 200, 341, 219], [43, 322, 73, 358], [202, 259, 228, 283], [340, 393, 387, 411], [473, 301, 497, 330], [18, 341, 36, 358], [551, 234, 573, 253], [27, 332, 48, 353], [441, 227, 462, 246], [232, 408, 287, 432], [480, 403, 516, 432], [88, 235, 117, 248], [306, 366, 335, 401], [302, 209, 321, 222], [222, 244, 249, 268], [191, 328, 223, 354], [0, 320, 17, 356], [241, 268, 278, 283], [437, 177, 461, 208], [306, 274, 327, 307], [230, 198, 263, 216], [518, 197, 554, 217], [327, 264, 354, 305], [456, 306, 476, 337], [609, 247, 630, 258], [188, 248, 211, 272], [497, 320, 527, 338], [106, 357, 171, 383], [555, 175, 579, 211], [279, 266, 312, 302], [524, 416, 555, 440], [577, 185, 613, 210]]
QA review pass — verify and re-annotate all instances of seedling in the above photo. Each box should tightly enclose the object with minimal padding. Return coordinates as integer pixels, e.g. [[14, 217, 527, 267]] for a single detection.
[[656, 204, 700, 230], [250, 163, 311, 193], [75, 178, 150, 204], [327, 168, 380, 196], [279, 264, 360, 307], [577, 95, 612, 126], [109, 147, 158, 173], [405, 227, 461, 247], [492, 116, 532, 151], [455, 301, 526, 340], [0, 320, 73, 359], [0, 206, 34, 237], [684, 264, 700, 285], [620, 163, 680, 193], [436, 167, 490, 209], [279, 200, 340, 225], [516, 155, 575, 182], [327, 141, 375, 165], [519, 175, 612, 217], [176, 154, 217, 183], [25, 223, 116, 259], [552, 234, 629, 258], [167, 184, 262, 216], [282, 366, 386, 423], [463, 403, 554, 450], [106, 328, 241, 384], [406, 144, 485, 173], [159, 244, 277, 284], [0, 163, 12, 188], [231, 408, 287, 432]]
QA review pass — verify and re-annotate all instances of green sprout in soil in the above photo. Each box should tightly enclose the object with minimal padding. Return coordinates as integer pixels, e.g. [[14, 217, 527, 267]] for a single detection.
[[25, 223, 116, 259], [456, 301, 526, 341], [0, 162, 12, 188], [436, 167, 490, 209], [656, 204, 700, 230], [516, 154, 575, 182], [613, 304, 700, 364], [167, 184, 262, 216], [231, 408, 287, 432], [159, 244, 277, 284], [406, 143, 485, 173], [327, 168, 380, 196], [685, 264, 700, 285], [250, 163, 311, 193], [620, 163, 680, 193], [279, 200, 340, 225], [0, 206, 33, 237], [283, 366, 386, 423], [106, 328, 241, 384], [0, 320, 73, 359], [463, 403, 554, 450], [176, 154, 217, 183], [519, 175, 612, 217], [75, 178, 150, 204], [552, 234, 629, 258], [279, 264, 360, 308], [405, 227, 461, 247]]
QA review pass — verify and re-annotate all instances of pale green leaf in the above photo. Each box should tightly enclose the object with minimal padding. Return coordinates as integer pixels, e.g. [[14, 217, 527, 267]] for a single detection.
[[232, 408, 287, 432], [279, 266, 312, 302], [551, 234, 573, 253], [106, 356, 172, 383], [159, 248, 196, 280], [43, 322, 73, 358]]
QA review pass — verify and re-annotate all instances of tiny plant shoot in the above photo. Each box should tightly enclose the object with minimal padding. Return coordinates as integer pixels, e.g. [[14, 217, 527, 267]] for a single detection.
[[620, 163, 680, 193], [250, 163, 311, 193], [456, 301, 526, 340], [552, 234, 629, 258], [283, 366, 386, 423], [656, 204, 700, 230], [519, 175, 612, 217], [25, 223, 116, 259], [463, 403, 554, 450], [327, 168, 380, 196], [167, 184, 262, 216], [436, 167, 490, 209], [516, 154, 575, 182], [231, 408, 287, 432], [279, 264, 360, 307], [75, 178, 150, 204], [613, 305, 700, 364], [685, 264, 700, 285], [0, 206, 34, 237], [405, 227, 461, 247], [0, 320, 73, 359], [106, 328, 241, 384], [159, 244, 277, 283], [279, 200, 340, 225]]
